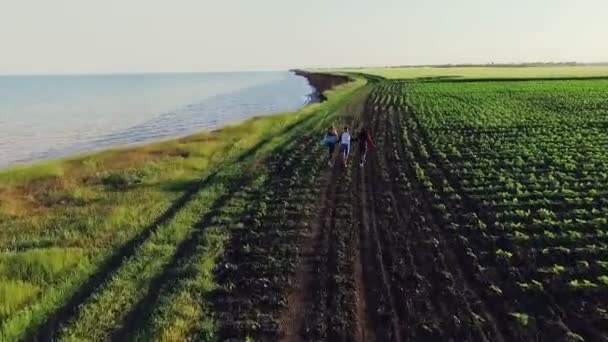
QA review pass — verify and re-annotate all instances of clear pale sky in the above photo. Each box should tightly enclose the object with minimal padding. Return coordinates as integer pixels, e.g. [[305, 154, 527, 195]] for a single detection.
[[1, 0, 607, 74]]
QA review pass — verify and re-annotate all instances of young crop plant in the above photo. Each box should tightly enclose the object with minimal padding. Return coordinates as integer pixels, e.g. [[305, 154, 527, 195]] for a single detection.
[[403, 78, 608, 340]]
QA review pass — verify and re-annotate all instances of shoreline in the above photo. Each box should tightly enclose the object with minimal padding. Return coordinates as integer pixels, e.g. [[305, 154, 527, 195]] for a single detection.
[[293, 69, 351, 102], [0, 71, 351, 173]]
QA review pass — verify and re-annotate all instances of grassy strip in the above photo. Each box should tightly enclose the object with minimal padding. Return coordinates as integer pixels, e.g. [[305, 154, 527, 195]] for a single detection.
[[131, 176, 266, 342], [0, 78, 364, 341], [58, 177, 234, 341]]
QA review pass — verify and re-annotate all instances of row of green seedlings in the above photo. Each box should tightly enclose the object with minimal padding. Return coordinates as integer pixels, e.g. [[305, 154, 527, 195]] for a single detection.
[[422, 113, 608, 317], [368, 83, 406, 113], [442, 135, 608, 293], [399, 102, 591, 341], [394, 102, 538, 339], [327, 165, 358, 342], [381, 104, 500, 341], [420, 140, 608, 340], [430, 134, 608, 334], [369, 96, 472, 340], [403, 79, 608, 333], [211, 134, 326, 340], [371, 102, 448, 340]]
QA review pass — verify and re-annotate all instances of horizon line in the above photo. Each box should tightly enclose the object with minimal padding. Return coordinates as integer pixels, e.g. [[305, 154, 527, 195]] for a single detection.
[[2, 61, 608, 77]]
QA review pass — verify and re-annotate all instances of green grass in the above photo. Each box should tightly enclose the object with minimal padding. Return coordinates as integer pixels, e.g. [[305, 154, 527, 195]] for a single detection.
[[335, 65, 608, 80], [0, 77, 366, 341]]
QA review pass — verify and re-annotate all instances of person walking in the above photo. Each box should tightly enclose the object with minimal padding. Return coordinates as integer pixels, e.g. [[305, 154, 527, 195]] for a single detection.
[[339, 126, 352, 167], [357, 127, 376, 167], [323, 125, 338, 166]]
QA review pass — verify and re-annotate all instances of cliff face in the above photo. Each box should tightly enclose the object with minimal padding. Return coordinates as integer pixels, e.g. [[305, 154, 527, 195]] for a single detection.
[[292, 70, 351, 103]]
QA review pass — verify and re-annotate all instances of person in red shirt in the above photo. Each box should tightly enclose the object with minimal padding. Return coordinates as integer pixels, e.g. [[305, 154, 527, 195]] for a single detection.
[[356, 127, 376, 167]]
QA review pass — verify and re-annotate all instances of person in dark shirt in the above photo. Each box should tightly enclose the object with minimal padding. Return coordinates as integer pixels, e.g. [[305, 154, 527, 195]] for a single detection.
[[357, 127, 376, 167], [323, 125, 338, 166]]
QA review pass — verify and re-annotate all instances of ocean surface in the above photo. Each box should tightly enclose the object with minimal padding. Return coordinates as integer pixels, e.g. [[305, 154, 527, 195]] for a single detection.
[[0, 71, 314, 168]]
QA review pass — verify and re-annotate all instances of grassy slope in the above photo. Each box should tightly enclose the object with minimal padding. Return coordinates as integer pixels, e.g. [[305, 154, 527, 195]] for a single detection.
[[334, 65, 608, 80], [0, 77, 366, 341]]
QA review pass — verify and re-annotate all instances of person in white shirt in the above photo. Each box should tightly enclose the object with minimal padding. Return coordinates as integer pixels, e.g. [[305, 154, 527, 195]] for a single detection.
[[339, 126, 352, 167]]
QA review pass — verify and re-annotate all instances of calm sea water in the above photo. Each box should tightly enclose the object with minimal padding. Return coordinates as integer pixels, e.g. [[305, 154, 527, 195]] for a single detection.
[[0, 71, 313, 168]]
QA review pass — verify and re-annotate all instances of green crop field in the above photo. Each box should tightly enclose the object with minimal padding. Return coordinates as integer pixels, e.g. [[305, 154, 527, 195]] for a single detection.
[[338, 64, 608, 80], [358, 78, 608, 340], [3, 68, 608, 341]]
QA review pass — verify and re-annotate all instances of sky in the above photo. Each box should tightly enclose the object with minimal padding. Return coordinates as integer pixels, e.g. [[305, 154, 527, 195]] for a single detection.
[[1, 0, 607, 74]]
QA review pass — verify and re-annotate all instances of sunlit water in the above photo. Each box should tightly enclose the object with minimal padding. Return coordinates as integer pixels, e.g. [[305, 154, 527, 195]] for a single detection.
[[0, 71, 313, 168]]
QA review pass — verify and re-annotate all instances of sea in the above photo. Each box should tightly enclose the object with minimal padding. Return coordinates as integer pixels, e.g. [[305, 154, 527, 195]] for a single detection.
[[0, 71, 314, 168]]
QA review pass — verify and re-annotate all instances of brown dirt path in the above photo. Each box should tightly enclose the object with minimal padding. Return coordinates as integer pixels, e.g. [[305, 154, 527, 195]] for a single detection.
[[280, 85, 373, 342]]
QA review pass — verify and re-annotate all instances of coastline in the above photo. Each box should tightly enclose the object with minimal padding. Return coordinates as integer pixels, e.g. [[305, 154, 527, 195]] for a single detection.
[[0, 71, 349, 171], [293, 69, 351, 102], [0, 71, 353, 174]]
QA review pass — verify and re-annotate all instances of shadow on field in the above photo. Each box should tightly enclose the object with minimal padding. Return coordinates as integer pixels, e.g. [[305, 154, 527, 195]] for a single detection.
[[27, 113, 318, 342], [206, 135, 307, 341], [159, 179, 200, 193], [109, 172, 253, 341], [27, 169, 221, 342], [110, 113, 322, 341]]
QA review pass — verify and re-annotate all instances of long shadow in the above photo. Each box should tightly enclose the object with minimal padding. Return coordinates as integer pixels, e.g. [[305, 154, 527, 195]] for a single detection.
[[205, 113, 340, 340], [206, 151, 299, 340], [109, 171, 253, 341], [27, 113, 318, 342], [110, 114, 323, 340], [28, 170, 223, 342]]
